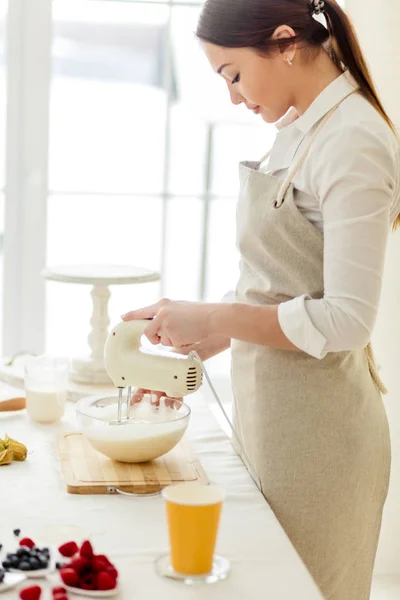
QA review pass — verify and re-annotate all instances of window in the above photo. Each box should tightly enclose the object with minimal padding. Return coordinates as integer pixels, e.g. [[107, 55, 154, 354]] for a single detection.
[[45, 0, 271, 356]]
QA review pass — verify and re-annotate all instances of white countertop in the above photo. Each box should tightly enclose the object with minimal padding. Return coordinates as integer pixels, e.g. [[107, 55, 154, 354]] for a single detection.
[[0, 394, 324, 600]]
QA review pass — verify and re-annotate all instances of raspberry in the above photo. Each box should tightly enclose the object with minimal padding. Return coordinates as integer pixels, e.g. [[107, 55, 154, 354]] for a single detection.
[[107, 566, 119, 580], [92, 557, 108, 572], [60, 567, 79, 587], [80, 540, 93, 559], [95, 553, 112, 566], [96, 571, 117, 591], [81, 577, 95, 591], [58, 541, 79, 558], [51, 586, 67, 596], [69, 557, 91, 574], [19, 538, 35, 549], [19, 585, 42, 600]]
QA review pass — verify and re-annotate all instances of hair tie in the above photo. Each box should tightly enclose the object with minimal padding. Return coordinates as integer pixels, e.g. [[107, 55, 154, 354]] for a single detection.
[[310, 0, 325, 15]]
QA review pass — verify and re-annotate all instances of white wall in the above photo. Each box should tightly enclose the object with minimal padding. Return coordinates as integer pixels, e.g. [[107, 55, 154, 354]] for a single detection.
[[346, 0, 400, 575]]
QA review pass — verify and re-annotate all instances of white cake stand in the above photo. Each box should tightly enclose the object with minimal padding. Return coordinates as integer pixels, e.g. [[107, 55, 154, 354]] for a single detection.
[[42, 265, 160, 386]]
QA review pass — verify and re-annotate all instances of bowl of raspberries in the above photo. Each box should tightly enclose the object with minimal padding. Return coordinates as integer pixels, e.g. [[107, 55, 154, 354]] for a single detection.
[[56, 539, 119, 597]]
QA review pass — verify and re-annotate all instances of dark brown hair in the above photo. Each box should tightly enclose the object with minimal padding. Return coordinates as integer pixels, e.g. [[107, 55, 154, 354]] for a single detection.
[[197, 0, 399, 229]]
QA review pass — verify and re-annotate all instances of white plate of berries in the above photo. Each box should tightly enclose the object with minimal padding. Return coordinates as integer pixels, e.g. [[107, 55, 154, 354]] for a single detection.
[[0, 571, 26, 593], [3, 536, 54, 578], [62, 584, 120, 598], [17, 582, 119, 600], [57, 540, 119, 597]]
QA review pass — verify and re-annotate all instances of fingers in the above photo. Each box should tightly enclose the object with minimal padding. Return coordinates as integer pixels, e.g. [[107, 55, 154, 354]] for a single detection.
[[121, 298, 171, 322], [130, 389, 163, 405], [144, 314, 163, 345], [121, 306, 158, 321], [129, 388, 182, 409], [159, 333, 173, 347], [122, 299, 175, 346], [130, 388, 147, 405], [151, 391, 164, 406], [144, 309, 174, 347], [164, 396, 183, 409]]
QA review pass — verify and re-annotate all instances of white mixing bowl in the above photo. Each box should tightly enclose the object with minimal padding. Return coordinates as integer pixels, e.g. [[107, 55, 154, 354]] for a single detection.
[[76, 394, 190, 463]]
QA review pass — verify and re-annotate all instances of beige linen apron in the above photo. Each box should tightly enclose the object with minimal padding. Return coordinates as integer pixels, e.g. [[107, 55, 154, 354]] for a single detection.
[[231, 94, 391, 600]]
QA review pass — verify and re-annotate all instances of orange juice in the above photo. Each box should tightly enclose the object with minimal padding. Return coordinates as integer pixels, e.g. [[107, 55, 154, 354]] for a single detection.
[[162, 483, 225, 575]]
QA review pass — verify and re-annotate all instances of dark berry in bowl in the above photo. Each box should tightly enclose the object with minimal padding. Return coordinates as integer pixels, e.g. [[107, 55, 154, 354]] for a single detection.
[[38, 558, 49, 569], [29, 558, 41, 570], [10, 556, 20, 569]]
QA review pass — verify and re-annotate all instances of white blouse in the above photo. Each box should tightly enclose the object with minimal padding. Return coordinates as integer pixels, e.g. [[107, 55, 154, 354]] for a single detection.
[[260, 71, 400, 358]]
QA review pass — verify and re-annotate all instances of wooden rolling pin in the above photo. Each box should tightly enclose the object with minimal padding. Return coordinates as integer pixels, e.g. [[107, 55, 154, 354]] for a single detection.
[[0, 397, 26, 411]]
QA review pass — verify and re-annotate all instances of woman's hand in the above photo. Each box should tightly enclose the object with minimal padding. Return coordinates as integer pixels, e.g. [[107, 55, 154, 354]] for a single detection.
[[122, 298, 219, 348], [129, 332, 230, 407], [130, 388, 182, 408], [123, 300, 231, 406]]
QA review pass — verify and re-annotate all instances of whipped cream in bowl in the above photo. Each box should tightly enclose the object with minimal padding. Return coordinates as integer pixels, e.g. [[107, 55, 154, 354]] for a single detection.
[[76, 394, 190, 463]]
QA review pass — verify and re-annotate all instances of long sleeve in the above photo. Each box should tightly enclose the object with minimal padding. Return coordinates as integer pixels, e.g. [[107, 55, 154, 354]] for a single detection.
[[278, 122, 397, 358]]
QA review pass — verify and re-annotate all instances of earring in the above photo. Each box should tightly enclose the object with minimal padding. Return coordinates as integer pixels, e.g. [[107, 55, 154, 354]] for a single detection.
[[286, 57, 293, 66]]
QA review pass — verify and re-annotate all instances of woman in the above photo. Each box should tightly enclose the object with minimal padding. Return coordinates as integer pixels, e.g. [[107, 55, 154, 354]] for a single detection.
[[123, 1, 399, 598]]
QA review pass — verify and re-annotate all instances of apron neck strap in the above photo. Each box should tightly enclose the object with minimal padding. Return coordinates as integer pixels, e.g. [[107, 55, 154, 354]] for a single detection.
[[267, 90, 357, 208]]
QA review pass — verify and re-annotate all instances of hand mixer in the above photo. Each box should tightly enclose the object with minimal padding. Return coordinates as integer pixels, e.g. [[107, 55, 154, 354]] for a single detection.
[[103, 318, 261, 490], [103, 319, 203, 425]]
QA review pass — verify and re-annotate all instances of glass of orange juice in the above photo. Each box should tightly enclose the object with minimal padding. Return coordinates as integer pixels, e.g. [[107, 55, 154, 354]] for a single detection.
[[155, 482, 230, 584]]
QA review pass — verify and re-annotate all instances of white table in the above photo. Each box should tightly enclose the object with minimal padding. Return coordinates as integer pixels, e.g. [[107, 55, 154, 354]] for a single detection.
[[0, 394, 324, 600], [42, 265, 160, 386]]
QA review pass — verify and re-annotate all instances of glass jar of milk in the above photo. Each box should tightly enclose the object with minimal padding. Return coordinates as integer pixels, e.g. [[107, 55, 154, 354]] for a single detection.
[[24, 356, 69, 424]]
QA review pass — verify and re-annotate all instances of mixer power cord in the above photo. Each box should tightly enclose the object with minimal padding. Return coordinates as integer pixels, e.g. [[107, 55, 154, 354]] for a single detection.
[[191, 351, 262, 493]]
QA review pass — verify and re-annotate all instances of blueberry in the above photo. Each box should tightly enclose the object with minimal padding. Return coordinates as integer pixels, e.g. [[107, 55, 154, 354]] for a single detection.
[[28, 557, 40, 570], [10, 557, 19, 569], [13, 529, 21, 537], [6, 553, 14, 560], [16, 548, 28, 558], [41, 548, 50, 555], [2, 561, 10, 569], [55, 561, 65, 570], [37, 557, 48, 569], [18, 561, 31, 571]]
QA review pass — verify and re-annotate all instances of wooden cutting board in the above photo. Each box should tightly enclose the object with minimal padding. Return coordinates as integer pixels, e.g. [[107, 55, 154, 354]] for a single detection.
[[58, 432, 209, 495]]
